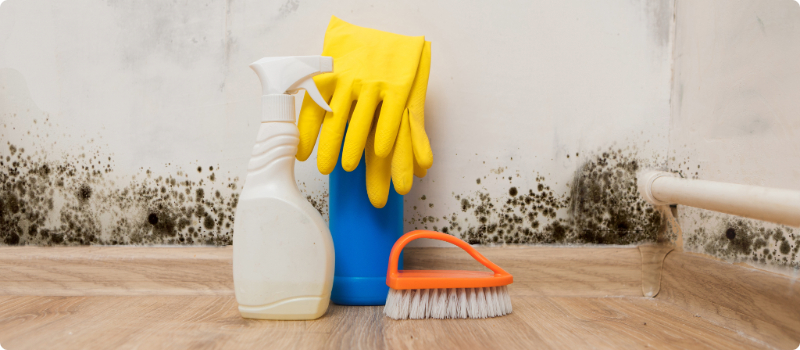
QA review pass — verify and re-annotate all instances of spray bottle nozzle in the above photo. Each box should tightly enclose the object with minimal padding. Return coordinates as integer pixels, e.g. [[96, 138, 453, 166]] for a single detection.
[[250, 56, 333, 112]]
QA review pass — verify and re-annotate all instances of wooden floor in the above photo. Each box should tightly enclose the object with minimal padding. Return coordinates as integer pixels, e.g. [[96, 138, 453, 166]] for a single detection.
[[0, 246, 796, 349]]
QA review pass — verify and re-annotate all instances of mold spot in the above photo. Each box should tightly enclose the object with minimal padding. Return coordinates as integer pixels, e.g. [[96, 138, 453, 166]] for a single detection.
[[725, 228, 736, 240], [203, 215, 214, 230], [148, 213, 159, 225], [476, 178, 481, 185], [78, 184, 92, 202], [780, 240, 790, 255], [460, 198, 471, 212], [303, 189, 329, 219], [5, 232, 20, 245], [509, 187, 518, 196], [197, 166, 202, 173]]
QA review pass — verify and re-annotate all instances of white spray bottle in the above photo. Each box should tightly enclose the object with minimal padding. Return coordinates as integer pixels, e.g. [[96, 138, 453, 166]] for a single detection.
[[233, 56, 334, 320]]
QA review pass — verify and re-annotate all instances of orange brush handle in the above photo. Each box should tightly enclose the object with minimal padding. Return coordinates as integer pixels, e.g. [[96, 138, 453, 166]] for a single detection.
[[386, 230, 513, 290]]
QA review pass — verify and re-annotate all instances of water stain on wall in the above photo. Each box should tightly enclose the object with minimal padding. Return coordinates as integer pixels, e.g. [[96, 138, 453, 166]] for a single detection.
[[642, 0, 674, 47], [107, 0, 222, 68], [407, 148, 664, 245]]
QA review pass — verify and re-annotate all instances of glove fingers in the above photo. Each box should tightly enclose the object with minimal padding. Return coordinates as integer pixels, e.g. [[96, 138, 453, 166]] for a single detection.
[[391, 109, 414, 195], [408, 110, 433, 169], [317, 81, 354, 175], [406, 41, 431, 110], [365, 122, 392, 208], [341, 87, 380, 172], [406, 41, 434, 169], [373, 93, 407, 158], [413, 155, 428, 178], [297, 89, 329, 162]]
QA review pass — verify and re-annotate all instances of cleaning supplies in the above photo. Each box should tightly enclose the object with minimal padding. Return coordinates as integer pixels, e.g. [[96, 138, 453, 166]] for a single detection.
[[296, 16, 434, 208], [308, 17, 435, 307], [233, 56, 335, 320], [383, 230, 514, 319], [328, 42, 433, 303]]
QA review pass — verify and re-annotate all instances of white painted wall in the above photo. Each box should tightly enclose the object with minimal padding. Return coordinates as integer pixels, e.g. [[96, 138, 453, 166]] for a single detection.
[[0, 0, 674, 245], [670, 0, 800, 271]]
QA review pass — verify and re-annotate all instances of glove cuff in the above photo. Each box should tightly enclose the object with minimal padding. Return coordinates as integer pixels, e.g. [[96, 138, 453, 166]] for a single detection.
[[262, 94, 296, 123]]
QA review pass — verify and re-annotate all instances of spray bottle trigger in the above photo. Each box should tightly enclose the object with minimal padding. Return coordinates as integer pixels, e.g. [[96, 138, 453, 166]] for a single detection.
[[295, 79, 332, 112]]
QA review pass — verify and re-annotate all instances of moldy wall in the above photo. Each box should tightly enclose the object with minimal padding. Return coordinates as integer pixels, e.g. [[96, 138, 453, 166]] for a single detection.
[[669, 0, 800, 273], [2, 0, 674, 246]]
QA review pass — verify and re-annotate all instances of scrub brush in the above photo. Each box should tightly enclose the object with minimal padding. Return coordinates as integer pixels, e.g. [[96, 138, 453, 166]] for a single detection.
[[383, 230, 513, 319]]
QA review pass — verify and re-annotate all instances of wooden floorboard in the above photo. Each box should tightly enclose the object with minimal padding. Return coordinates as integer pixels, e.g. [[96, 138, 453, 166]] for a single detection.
[[0, 294, 770, 350], [0, 247, 232, 296], [0, 246, 641, 297], [0, 246, 793, 349], [658, 251, 800, 350], [404, 246, 642, 297]]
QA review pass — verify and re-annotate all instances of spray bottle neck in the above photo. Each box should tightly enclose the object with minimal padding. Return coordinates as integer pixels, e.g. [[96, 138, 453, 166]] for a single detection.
[[261, 94, 296, 123], [243, 121, 300, 195]]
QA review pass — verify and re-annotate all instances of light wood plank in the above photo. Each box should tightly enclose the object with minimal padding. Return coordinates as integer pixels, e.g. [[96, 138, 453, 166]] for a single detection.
[[405, 246, 642, 297], [0, 246, 795, 349], [0, 247, 232, 296], [658, 251, 800, 350], [0, 294, 769, 350], [1, 246, 641, 297]]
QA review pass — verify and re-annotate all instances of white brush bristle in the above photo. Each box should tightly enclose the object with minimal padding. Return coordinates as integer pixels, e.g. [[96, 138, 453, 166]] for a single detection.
[[384, 286, 512, 320]]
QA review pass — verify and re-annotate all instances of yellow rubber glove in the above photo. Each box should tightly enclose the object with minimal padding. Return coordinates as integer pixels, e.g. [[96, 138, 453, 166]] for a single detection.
[[365, 105, 393, 208], [367, 42, 434, 207], [296, 16, 425, 176], [390, 41, 433, 195]]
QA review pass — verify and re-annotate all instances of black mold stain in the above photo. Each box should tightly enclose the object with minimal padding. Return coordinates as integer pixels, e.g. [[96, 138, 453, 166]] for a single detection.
[[148, 213, 159, 225], [725, 227, 736, 240], [203, 215, 215, 230], [297, 180, 329, 220], [1, 142, 241, 246], [780, 240, 791, 255], [78, 184, 92, 202], [686, 213, 799, 269], [407, 148, 663, 245]]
